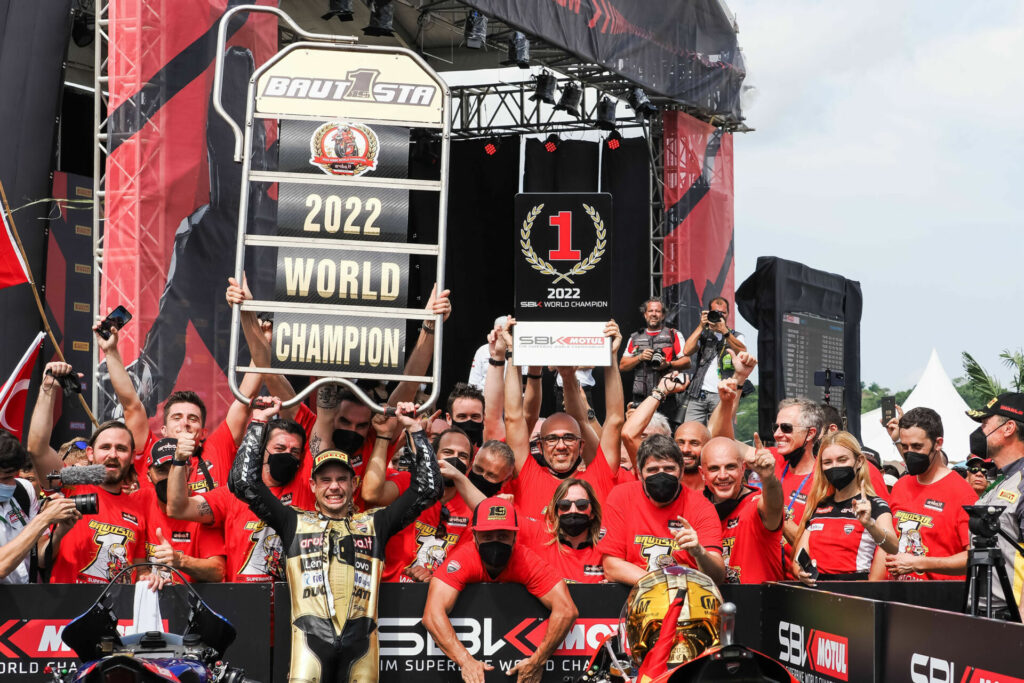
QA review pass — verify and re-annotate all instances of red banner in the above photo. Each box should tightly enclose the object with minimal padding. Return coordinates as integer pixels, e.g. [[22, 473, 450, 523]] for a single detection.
[[661, 110, 735, 332], [102, 1, 278, 426]]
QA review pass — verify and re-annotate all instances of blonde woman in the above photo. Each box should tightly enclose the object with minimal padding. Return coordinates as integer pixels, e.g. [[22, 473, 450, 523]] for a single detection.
[[792, 431, 897, 584]]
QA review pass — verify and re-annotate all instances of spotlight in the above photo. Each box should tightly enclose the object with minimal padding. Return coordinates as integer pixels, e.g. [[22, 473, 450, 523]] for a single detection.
[[483, 137, 501, 156], [543, 134, 560, 153], [503, 32, 530, 68], [628, 87, 658, 119], [321, 0, 354, 22], [595, 96, 617, 130], [605, 130, 622, 151], [530, 72, 557, 105], [554, 82, 583, 118], [71, 6, 95, 48], [464, 11, 487, 49], [363, 0, 394, 36]]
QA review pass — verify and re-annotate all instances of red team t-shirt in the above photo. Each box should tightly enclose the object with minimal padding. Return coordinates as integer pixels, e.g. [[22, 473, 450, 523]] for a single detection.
[[134, 421, 238, 495], [137, 488, 226, 583], [597, 481, 722, 573], [886, 472, 977, 581], [803, 494, 890, 576], [49, 485, 148, 584], [519, 515, 605, 583], [437, 542, 562, 597], [505, 450, 617, 518], [381, 471, 474, 582], [720, 491, 783, 584]]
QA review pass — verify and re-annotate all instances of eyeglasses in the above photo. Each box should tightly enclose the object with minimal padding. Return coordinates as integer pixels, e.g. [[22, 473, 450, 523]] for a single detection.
[[541, 434, 580, 446], [434, 505, 450, 540], [771, 423, 798, 434], [967, 467, 990, 475], [555, 498, 591, 513]]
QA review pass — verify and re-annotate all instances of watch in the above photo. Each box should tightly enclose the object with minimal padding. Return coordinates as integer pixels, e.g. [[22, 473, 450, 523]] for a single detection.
[[488, 358, 505, 366], [586, 408, 597, 421]]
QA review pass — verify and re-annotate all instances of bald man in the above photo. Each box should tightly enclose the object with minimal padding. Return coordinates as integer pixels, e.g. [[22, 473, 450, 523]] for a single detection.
[[674, 422, 711, 491]]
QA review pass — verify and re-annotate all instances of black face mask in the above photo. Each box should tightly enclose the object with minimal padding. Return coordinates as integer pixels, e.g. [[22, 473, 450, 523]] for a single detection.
[[783, 431, 814, 468], [467, 470, 503, 497], [453, 420, 484, 448], [478, 541, 513, 569], [559, 512, 591, 537], [644, 472, 681, 504], [969, 425, 991, 459], [442, 457, 468, 487], [153, 479, 169, 504], [268, 452, 301, 484], [332, 429, 365, 456], [824, 466, 856, 491], [710, 488, 752, 521], [903, 450, 932, 476]]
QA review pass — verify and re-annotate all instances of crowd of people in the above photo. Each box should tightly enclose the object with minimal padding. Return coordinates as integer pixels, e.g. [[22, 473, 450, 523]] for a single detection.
[[2, 283, 1023, 679]]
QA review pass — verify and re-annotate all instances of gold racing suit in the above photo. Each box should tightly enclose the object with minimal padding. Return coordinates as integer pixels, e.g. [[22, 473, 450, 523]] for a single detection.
[[230, 422, 442, 682]]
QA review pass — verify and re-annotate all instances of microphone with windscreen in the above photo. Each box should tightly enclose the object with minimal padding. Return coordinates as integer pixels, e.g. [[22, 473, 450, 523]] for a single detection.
[[45, 464, 108, 514]]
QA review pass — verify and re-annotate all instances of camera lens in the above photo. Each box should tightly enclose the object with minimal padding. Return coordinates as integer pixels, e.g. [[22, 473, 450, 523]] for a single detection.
[[71, 493, 99, 515], [707, 310, 724, 324]]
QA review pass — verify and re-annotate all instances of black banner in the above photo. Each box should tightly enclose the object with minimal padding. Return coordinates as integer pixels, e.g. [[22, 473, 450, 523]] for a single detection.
[[276, 182, 410, 242], [513, 193, 612, 322], [461, 0, 745, 123], [271, 312, 406, 373], [277, 120, 410, 178], [274, 247, 409, 307]]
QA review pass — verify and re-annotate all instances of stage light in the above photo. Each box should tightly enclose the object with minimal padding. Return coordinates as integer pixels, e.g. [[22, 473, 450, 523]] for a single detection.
[[321, 0, 354, 22], [530, 72, 557, 105], [543, 134, 560, 153], [628, 87, 658, 119], [595, 96, 617, 130], [503, 32, 530, 68], [363, 0, 394, 36], [483, 137, 501, 156], [71, 6, 95, 48], [464, 11, 487, 49], [605, 130, 622, 151], [554, 82, 583, 118]]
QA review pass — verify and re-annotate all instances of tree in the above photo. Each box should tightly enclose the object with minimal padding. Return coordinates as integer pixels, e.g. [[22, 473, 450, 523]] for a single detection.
[[959, 348, 1024, 409], [734, 385, 758, 444]]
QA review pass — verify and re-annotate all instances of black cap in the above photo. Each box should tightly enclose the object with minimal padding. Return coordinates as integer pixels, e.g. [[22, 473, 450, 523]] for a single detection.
[[966, 393, 1024, 423], [965, 455, 996, 470], [150, 438, 178, 467]]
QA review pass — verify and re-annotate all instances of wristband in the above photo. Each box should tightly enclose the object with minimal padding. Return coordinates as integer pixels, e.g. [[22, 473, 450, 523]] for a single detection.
[[488, 358, 505, 366], [171, 459, 189, 467], [527, 373, 542, 379], [250, 418, 267, 425], [421, 322, 435, 334], [505, 350, 513, 360], [651, 389, 666, 402]]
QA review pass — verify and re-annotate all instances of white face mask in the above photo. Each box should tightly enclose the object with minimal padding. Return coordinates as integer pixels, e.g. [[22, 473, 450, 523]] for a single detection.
[[0, 482, 16, 503]]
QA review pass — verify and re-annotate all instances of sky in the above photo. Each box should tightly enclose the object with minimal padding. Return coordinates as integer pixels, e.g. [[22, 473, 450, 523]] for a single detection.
[[726, 1, 1024, 392]]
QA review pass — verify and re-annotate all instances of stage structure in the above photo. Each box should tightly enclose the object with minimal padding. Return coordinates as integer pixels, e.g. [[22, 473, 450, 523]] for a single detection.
[[90, 0, 747, 421]]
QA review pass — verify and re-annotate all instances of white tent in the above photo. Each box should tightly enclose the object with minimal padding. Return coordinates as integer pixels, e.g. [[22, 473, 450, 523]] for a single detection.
[[861, 349, 978, 465]]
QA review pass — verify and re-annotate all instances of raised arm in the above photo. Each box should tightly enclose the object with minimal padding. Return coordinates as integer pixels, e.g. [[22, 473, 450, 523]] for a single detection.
[[361, 412, 401, 507], [373, 403, 444, 538], [621, 372, 687, 461], [559, 368, 598, 465], [27, 362, 70, 480], [94, 320, 149, 450], [388, 285, 451, 406], [229, 398, 292, 532], [502, 323, 530, 473], [523, 366, 543, 437], [166, 432, 214, 524], [749, 434, 783, 531], [599, 321, 625, 472], [482, 325, 507, 442]]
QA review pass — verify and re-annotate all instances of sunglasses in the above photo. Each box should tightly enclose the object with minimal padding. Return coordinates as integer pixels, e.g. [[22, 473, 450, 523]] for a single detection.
[[555, 498, 591, 513], [541, 434, 580, 446], [772, 423, 801, 434], [967, 466, 990, 475]]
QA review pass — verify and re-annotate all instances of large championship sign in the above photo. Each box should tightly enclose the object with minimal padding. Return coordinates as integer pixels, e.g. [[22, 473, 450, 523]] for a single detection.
[[513, 193, 612, 367], [216, 17, 449, 406]]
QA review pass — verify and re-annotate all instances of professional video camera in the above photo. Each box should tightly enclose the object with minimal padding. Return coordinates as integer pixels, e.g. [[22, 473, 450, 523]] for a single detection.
[[963, 504, 1024, 622]]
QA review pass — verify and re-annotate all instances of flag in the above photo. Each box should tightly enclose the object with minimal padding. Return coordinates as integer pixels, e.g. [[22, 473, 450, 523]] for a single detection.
[[0, 332, 46, 439], [0, 192, 32, 291]]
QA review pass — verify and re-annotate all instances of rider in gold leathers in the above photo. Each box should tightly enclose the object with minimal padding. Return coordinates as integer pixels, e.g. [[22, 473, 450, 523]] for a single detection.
[[231, 398, 442, 683]]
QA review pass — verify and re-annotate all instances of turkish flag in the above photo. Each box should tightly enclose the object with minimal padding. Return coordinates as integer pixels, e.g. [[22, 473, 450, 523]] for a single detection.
[[0, 199, 31, 291], [0, 332, 45, 439]]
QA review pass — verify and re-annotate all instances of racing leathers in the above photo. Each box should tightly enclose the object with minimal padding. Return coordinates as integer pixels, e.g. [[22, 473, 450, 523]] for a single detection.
[[230, 421, 443, 683]]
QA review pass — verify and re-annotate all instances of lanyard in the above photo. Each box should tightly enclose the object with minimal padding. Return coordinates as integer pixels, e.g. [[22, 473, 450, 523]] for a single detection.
[[781, 462, 812, 514]]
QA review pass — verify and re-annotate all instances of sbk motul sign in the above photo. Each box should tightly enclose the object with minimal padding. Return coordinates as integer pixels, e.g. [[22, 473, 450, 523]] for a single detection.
[[0, 619, 168, 659], [778, 621, 848, 682]]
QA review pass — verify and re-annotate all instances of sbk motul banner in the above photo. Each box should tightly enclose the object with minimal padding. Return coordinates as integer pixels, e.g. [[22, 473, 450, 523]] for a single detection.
[[277, 120, 411, 179], [275, 183, 410, 242], [274, 248, 409, 308], [661, 110, 735, 336], [101, 0, 279, 427], [461, 0, 745, 123]]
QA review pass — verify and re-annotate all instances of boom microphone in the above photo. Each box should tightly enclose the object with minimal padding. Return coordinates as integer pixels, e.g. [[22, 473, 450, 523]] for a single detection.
[[46, 464, 108, 489]]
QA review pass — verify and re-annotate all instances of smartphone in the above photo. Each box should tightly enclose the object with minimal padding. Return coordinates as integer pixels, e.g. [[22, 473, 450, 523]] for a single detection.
[[881, 396, 896, 424], [97, 305, 132, 340], [796, 548, 819, 581]]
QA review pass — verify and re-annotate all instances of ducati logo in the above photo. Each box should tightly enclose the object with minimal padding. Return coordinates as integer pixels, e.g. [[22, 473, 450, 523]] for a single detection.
[[309, 121, 379, 177], [520, 203, 606, 285]]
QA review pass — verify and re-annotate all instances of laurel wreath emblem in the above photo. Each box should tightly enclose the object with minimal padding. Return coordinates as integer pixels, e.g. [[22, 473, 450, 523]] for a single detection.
[[520, 203, 606, 285]]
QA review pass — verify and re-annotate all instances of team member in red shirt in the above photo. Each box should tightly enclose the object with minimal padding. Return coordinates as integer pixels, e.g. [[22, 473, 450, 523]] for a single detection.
[[792, 432, 898, 583], [140, 438, 225, 583], [166, 408, 311, 582], [519, 478, 606, 583], [599, 434, 724, 584], [873, 407, 977, 581], [423, 497, 578, 683], [701, 436, 784, 584]]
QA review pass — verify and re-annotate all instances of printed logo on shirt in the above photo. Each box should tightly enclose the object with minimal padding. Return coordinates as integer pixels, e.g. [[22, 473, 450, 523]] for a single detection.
[[82, 521, 137, 582], [446, 560, 461, 573], [189, 480, 213, 493], [635, 535, 677, 570], [808, 523, 824, 532], [280, 493, 294, 506], [171, 531, 191, 543], [843, 524, 855, 535], [817, 506, 834, 514], [726, 518, 740, 529], [667, 519, 684, 530], [448, 516, 469, 527], [583, 564, 604, 577], [238, 520, 283, 579], [998, 489, 1019, 504], [893, 511, 932, 569], [121, 512, 139, 525], [923, 499, 945, 512]]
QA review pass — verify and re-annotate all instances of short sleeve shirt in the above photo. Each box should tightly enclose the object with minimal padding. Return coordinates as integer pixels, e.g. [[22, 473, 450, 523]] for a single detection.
[[0, 479, 40, 584], [436, 541, 562, 597], [720, 491, 783, 584], [506, 449, 616, 519], [596, 481, 722, 572], [804, 494, 890, 575], [519, 515, 605, 583], [138, 488, 225, 584], [134, 421, 238, 495]]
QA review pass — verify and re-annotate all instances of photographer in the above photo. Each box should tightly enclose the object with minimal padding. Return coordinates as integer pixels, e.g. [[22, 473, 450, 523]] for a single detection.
[[620, 298, 689, 412], [681, 297, 746, 425]]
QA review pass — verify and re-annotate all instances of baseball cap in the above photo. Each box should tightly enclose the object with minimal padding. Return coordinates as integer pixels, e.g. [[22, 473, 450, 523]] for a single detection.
[[965, 455, 996, 470], [966, 393, 1024, 423], [472, 497, 519, 531], [150, 438, 178, 467], [312, 450, 355, 475]]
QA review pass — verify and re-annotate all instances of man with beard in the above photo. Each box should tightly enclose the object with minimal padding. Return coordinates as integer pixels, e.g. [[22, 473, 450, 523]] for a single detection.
[[166, 406, 312, 583], [873, 407, 977, 582], [701, 436, 784, 584], [599, 435, 725, 584], [423, 497, 578, 683], [139, 438, 225, 583], [26, 366, 150, 583], [620, 298, 689, 421], [965, 393, 1024, 618]]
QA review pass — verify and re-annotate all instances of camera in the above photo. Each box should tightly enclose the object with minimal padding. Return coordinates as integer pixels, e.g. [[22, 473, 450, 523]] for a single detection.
[[70, 493, 99, 515], [46, 369, 82, 397], [706, 310, 725, 325], [965, 504, 1004, 540]]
